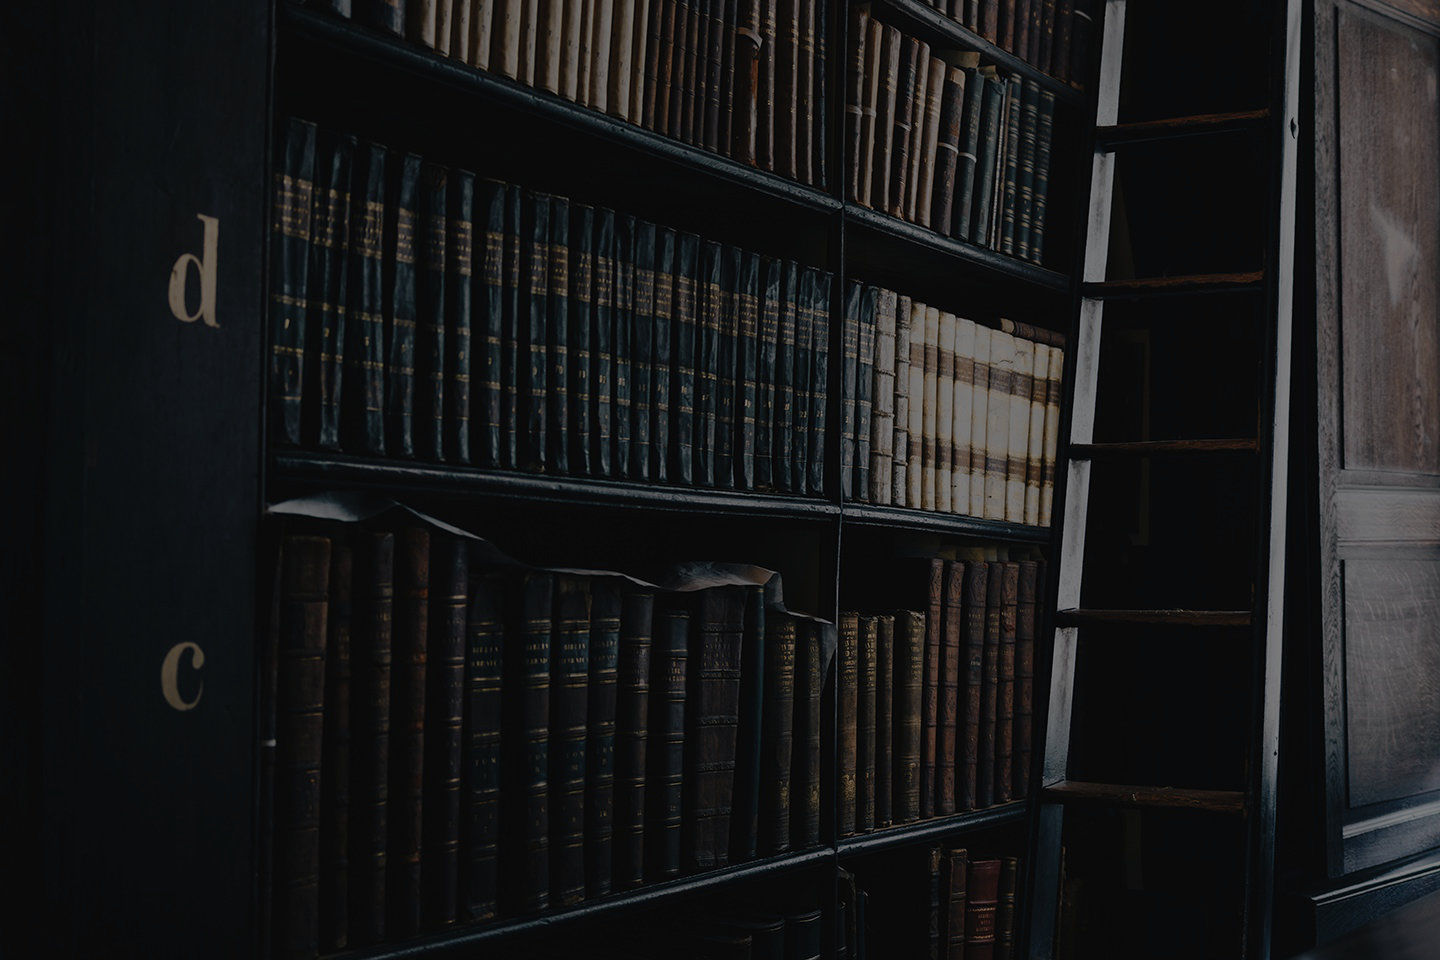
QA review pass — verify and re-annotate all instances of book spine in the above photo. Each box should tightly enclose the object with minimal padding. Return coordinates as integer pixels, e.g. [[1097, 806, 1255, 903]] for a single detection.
[[844, 5, 868, 201], [631, 221, 657, 480], [774, 0, 799, 177], [936, 310, 957, 513], [994, 563, 1018, 803], [714, 247, 740, 487], [609, 0, 636, 116], [684, 588, 745, 870], [451, 0, 471, 64], [1027, 0, 1043, 62], [796, 0, 816, 182], [474, 178, 505, 468], [491, 0, 523, 77], [965, 859, 1002, 959], [875, 615, 895, 828], [613, 590, 655, 889], [568, 203, 595, 475], [857, 616, 878, 833], [921, 305, 940, 511], [968, 328, 991, 517], [960, 561, 987, 811], [504, 571, 554, 914], [642, 0, 666, 124], [422, 537, 466, 928], [500, 184, 523, 469], [984, 331, 1013, 520], [472, 0, 496, 69], [858, 19, 884, 207], [999, 78, 1022, 256], [838, 611, 859, 835], [892, 294, 911, 506], [793, 622, 822, 848], [344, 144, 388, 456], [943, 847, 969, 960], [1038, 0, 1056, 70], [682, 0, 704, 142], [409, 0, 438, 47], [381, 153, 421, 461], [790, 268, 811, 493], [811, 0, 827, 188], [585, 581, 622, 898], [650, 230, 675, 482], [546, 197, 571, 474], [671, 234, 699, 484], [915, 58, 945, 225], [1024, 343, 1048, 525], [415, 164, 448, 461], [977, 564, 1001, 808], [1014, 81, 1040, 262], [647, 607, 689, 879], [520, 192, 550, 472], [1007, 338, 1034, 521], [733, 0, 762, 162], [855, 285, 876, 502], [774, 263, 797, 492], [348, 532, 393, 946], [550, 576, 591, 907], [592, 208, 616, 477], [274, 535, 331, 960], [1014, 561, 1036, 798], [888, 37, 919, 218], [1040, 342, 1062, 525], [461, 570, 503, 923], [1031, 91, 1055, 264], [870, 288, 896, 505], [756, 0, 777, 169], [937, 561, 964, 815], [589, 0, 616, 111], [320, 539, 352, 952], [689, 242, 715, 484], [518, 0, 541, 85], [952, 319, 976, 517], [930, 68, 964, 237], [706, 0, 728, 151], [387, 528, 429, 938], [663, 0, 687, 135], [905, 298, 925, 508], [631, 0, 653, 117], [840, 283, 859, 500], [730, 587, 767, 861], [737, 253, 760, 490], [970, 76, 1005, 248], [270, 120, 316, 449], [919, 559, 943, 819], [928, 846, 943, 960], [613, 215, 636, 476], [758, 614, 796, 854], [996, 856, 1020, 960], [755, 259, 781, 488], [808, 270, 831, 496], [444, 169, 474, 465], [1014, 0, 1031, 59], [1053, 0, 1074, 81], [950, 68, 984, 242]]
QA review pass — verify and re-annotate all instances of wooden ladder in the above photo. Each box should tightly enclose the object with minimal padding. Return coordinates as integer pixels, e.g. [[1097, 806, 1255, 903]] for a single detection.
[[1024, 1, 1302, 957]]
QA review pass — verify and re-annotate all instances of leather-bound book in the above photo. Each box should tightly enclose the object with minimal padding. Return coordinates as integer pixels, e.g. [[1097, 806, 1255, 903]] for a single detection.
[[965, 859, 1002, 960], [732, 0, 762, 163], [714, 247, 740, 488], [891, 294, 911, 506], [641, 0, 666, 124], [609, 0, 636, 117], [568, 203, 595, 475], [269, 119, 315, 449], [755, 258, 781, 489], [736, 253, 760, 490], [936, 310, 957, 513], [1036, 0, 1055, 66], [1023, 343, 1048, 525], [773, 262, 798, 493], [950, 60, 985, 242], [998, 0, 1017, 50], [630, 221, 657, 481], [1014, 0, 1031, 59], [461, 570, 503, 923], [682, 0, 704, 143], [320, 539, 352, 952], [520, 192, 550, 472], [786, 909, 824, 960], [755, 0, 777, 169], [857, 18, 883, 207], [920, 305, 940, 511], [546, 197, 571, 475], [1031, 91, 1055, 264], [773, 0, 799, 177], [683, 587, 746, 869], [387, 527, 429, 938], [984, 330, 1014, 520], [356, 0, 405, 34], [936, 561, 964, 814], [471, 0, 495, 69], [703, 0, 726, 152], [905, 299, 926, 508], [927, 846, 943, 960], [941, 847, 968, 960], [652, 228, 676, 483], [612, 215, 636, 477], [913, 57, 945, 225], [491, 0, 523, 77], [274, 535, 331, 960], [499, 184, 524, 469], [694, 241, 723, 486], [414, 163, 447, 461], [995, 856, 1019, 960], [348, 532, 394, 945], [970, 71, 1005, 249], [631, 0, 653, 119], [900, 44, 928, 220], [789, 269, 812, 494], [812, 0, 826, 189], [549, 576, 591, 907], [952, 318, 976, 517], [874, 614, 895, 827], [423, 536, 466, 928], [914, 558, 943, 819], [837, 611, 859, 836], [980, 0, 999, 41], [998, 79, 1021, 255], [670, 233, 700, 484], [665, 0, 689, 136], [855, 285, 877, 501], [808, 271, 831, 496], [967, 327, 991, 517], [578, 3, 599, 102], [613, 589, 655, 889], [409, 0, 438, 46], [646, 606, 689, 879], [730, 586, 766, 861], [1014, 561, 1036, 798], [1012, 83, 1037, 259], [957, 561, 987, 810], [587, 0, 615, 111], [976, 562, 1002, 808], [994, 562, 1018, 802], [585, 581, 621, 898], [1039, 341, 1061, 525], [503, 571, 553, 914], [1026, 0, 1042, 61], [757, 613, 795, 854], [869, 23, 900, 214], [792, 620, 822, 847], [840, 284, 860, 499], [343, 144, 388, 456], [560, 0, 584, 99], [443, 169, 474, 465], [796, 0, 815, 182], [1006, 338, 1034, 522], [473, 178, 506, 468], [591, 208, 616, 477], [449, 0, 470, 60], [888, 37, 920, 218], [930, 68, 965, 237], [1052, 0, 1074, 80], [858, 616, 879, 833], [383, 154, 422, 461]]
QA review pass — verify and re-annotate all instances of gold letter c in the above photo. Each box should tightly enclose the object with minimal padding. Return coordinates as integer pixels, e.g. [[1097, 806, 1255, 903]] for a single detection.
[[161, 642, 205, 711]]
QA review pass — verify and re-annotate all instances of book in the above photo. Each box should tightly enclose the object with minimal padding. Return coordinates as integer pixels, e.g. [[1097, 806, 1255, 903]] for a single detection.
[[889, 37, 920, 218], [755, 0, 776, 168], [894, 610, 925, 823], [732, 0, 762, 162], [858, 615, 879, 833], [320, 538, 352, 951], [905, 298, 925, 508], [942, 847, 969, 960], [858, 17, 884, 207], [474, 178, 506, 467], [855, 284, 876, 500], [950, 318, 976, 515], [1014, 82, 1040, 262], [492, 0, 524, 77], [977, 562, 1001, 809], [756, 258, 782, 489], [844, 5, 868, 202], [549, 575, 591, 907], [705, 0, 728, 152], [807, 269, 830, 496], [968, 326, 991, 518], [471, 0, 496, 69], [840, 284, 860, 499], [758, 613, 796, 854], [995, 856, 1020, 960], [591, 207, 616, 477], [935, 310, 956, 513], [730, 586, 767, 861], [683, 587, 745, 870], [1031, 91, 1056, 264], [567, 203, 595, 475], [921, 305, 940, 511], [714, 246, 739, 487], [422, 536, 466, 928], [504, 571, 553, 915], [647, 606, 689, 879], [1053, 0, 1075, 81], [387, 527, 429, 937], [356, 0, 404, 34], [520, 192, 549, 472], [838, 610, 859, 836], [694, 242, 722, 486], [1040, 341, 1062, 525], [612, 214, 635, 476], [930, 66, 966, 235], [443, 168, 474, 465], [1014, 560, 1037, 801], [671, 232, 699, 484], [774, 262, 797, 492], [870, 288, 897, 504], [409, 0, 438, 47], [918, 558, 943, 820], [998, 77, 1022, 255], [875, 614, 895, 828], [348, 531, 393, 945], [965, 859, 1002, 960], [638, 0, 663, 121], [970, 70, 1005, 248], [870, 25, 901, 212], [500, 184, 524, 469], [916, 58, 946, 227], [994, 562, 1019, 803], [951, 61, 986, 241], [796, 0, 816, 182], [630, 220, 656, 480], [892, 294, 912, 505], [613, 589, 655, 889], [959, 561, 987, 811], [307, 133, 354, 453], [1006, 337, 1033, 521], [773, 0, 799, 177], [415, 164, 447, 461], [790, 267, 812, 493], [589, 0, 616, 111], [652, 228, 676, 483], [609, 0, 637, 117], [461, 570, 503, 922], [792, 620, 823, 848], [585, 581, 622, 897], [269, 119, 316, 449], [937, 561, 964, 815], [928, 846, 943, 960], [1024, 343, 1049, 525]]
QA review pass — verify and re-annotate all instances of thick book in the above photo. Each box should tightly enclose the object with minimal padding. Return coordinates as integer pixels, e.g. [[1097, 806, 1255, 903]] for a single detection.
[[614, 590, 655, 889], [931, 67, 966, 237], [1006, 338, 1034, 522], [348, 532, 393, 945], [550, 576, 591, 907], [646, 606, 689, 879], [613, 215, 636, 477], [520, 192, 550, 472], [422, 536, 466, 928], [952, 319, 977, 517], [344, 143, 388, 456], [1015, 560, 1037, 796], [894, 610, 924, 823], [408, 0, 438, 48], [736, 253, 760, 489], [844, 5, 868, 201], [921, 305, 941, 511], [269, 119, 316, 449], [461, 570, 503, 923], [387, 528, 429, 938], [857, 616, 879, 833], [994, 562, 1019, 803], [892, 294, 912, 506], [858, 17, 884, 207], [546, 197, 572, 475], [1013, 82, 1040, 262], [415, 163, 448, 462], [984, 330, 1014, 520], [942, 847, 969, 960], [968, 327, 991, 518], [320, 538, 352, 952], [915, 58, 946, 226], [976, 563, 1002, 808], [855, 285, 876, 502], [936, 310, 957, 512], [888, 36, 920, 218], [705, 0, 728, 152], [714, 246, 740, 487], [937, 561, 964, 815], [950, 61, 985, 242], [499, 184, 524, 469], [384, 154, 422, 461], [652, 228, 677, 483], [474, 178, 506, 468], [996, 856, 1020, 960], [443, 169, 474, 465], [905, 299, 925, 508], [773, 262, 798, 492], [568, 203, 595, 475], [869, 25, 901, 212], [730, 586, 767, 861], [792, 621, 822, 848], [755, 258, 782, 489], [965, 859, 1002, 960], [838, 611, 859, 836], [875, 614, 895, 828], [470, 0, 495, 69], [585, 581, 622, 898], [491, 0, 523, 78], [917, 558, 944, 819], [588, 0, 616, 111], [870, 288, 897, 504], [640, 0, 664, 123], [959, 561, 987, 811], [274, 535, 331, 960], [592, 208, 617, 477], [503, 571, 554, 915], [758, 613, 796, 853], [683, 587, 746, 870], [670, 233, 700, 484], [609, 0, 637, 117], [630, 220, 657, 481]]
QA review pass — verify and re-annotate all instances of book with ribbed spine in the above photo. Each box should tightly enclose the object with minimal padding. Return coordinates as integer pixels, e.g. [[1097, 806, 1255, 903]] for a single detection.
[[491, 0, 523, 78], [639, 0, 663, 122], [937, 560, 964, 814], [930, 66, 966, 237], [950, 60, 985, 242], [732, 0, 762, 162], [520, 193, 549, 472], [683, 587, 745, 869], [705, 0, 727, 152], [875, 614, 895, 828], [387, 528, 428, 938], [660, 0, 685, 135], [808, 270, 830, 496], [796, 0, 816, 181], [585, 581, 621, 898], [892, 294, 912, 505], [959, 560, 987, 811], [499, 184, 523, 469], [903, 43, 931, 220], [613, 215, 636, 476], [976, 563, 1003, 808], [269, 119, 316, 449], [965, 859, 1002, 958], [443, 169, 474, 465], [773, 0, 799, 177], [790, 267, 813, 493], [854, 284, 876, 500], [545, 197, 570, 475], [1014, 0, 1032, 60], [968, 326, 991, 517], [470, 0, 495, 69], [460, 569, 502, 923], [996, 855, 1020, 960], [1038, 0, 1056, 69], [646, 606, 688, 879], [1014, 82, 1040, 262], [870, 287, 896, 504], [348, 532, 393, 945], [844, 5, 868, 202], [343, 143, 387, 456], [1053, 0, 1074, 81], [473, 178, 505, 468], [379, 154, 423, 464], [755, 258, 781, 489], [774, 262, 798, 492], [837, 611, 859, 836], [550, 576, 590, 907], [414, 163, 447, 461], [1006, 338, 1034, 521], [888, 36, 920, 218], [840, 284, 859, 500], [916, 58, 946, 227], [920, 305, 941, 511], [995, 562, 1018, 802], [1031, 91, 1055, 264], [970, 70, 1005, 248], [587, 0, 615, 110], [1014, 560, 1037, 798], [1039, 343, 1061, 524], [936, 310, 957, 513], [737, 253, 760, 489], [320, 538, 351, 952], [714, 246, 740, 487], [870, 25, 901, 212], [614, 590, 654, 889], [905, 298, 925, 508], [999, 77, 1023, 255], [1027, 0, 1044, 62], [504, 571, 553, 914], [608, 0, 636, 117], [422, 536, 465, 928], [630, 220, 657, 481], [918, 558, 944, 819], [694, 241, 721, 485], [567, 203, 594, 475], [983, 330, 1013, 520], [894, 609, 924, 823], [951, 318, 977, 516], [730, 586, 766, 861], [683, 0, 705, 143], [857, 615, 878, 833], [754, 0, 776, 169], [1023, 342, 1049, 525], [812, 0, 826, 188], [591, 208, 616, 477], [942, 847, 969, 960], [792, 620, 822, 848], [858, 17, 884, 207], [758, 613, 795, 854], [671, 234, 699, 484], [651, 228, 675, 483], [631, 0, 654, 116]]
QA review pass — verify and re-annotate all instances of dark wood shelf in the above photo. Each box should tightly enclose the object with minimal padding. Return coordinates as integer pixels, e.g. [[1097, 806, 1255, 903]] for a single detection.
[[329, 846, 836, 959], [837, 802, 1030, 857], [1055, 608, 1253, 628], [1083, 271, 1267, 299], [843, 501, 1052, 543], [1069, 439, 1260, 458], [271, 451, 842, 521], [866, 0, 1084, 104], [1097, 109, 1271, 147], [1042, 781, 1248, 815]]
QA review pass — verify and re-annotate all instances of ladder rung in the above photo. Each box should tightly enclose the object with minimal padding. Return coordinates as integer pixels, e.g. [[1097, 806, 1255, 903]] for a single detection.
[[1096, 109, 1271, 147], [1069, 439, 1259, 459], [1084, 271, 1265, 299], [1043, 780, 1248, 815], [1055, 609, 1252, 628]]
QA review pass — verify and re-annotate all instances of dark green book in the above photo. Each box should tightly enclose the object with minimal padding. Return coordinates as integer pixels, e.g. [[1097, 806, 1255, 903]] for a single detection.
[[695, 241, 723, 487], [736, 252, 760, 490], [547, 197, 571, 475], [306, 132, 352, 452], [651, 228, 676, 483], [729, 585, 766, 862], [999, 77, 1023, 255], [1031, 90, 1056, 265], [383, 154, 421, 461], [790, 266, 812, 494], [550, 576, 590, 907], [461, 570, 503, 923], [422, 536, 466, 927], [757, 613, 795, 855], [839, 282, 860, 500], [415, 163, 447, 461], [520, 192, 550, 472], [344, 142, 387, 456], [1014, 81, 1041, 262], [499, 184, 523, 470], [592, 208, 616, 478], [444, 168, 474, 464], [631, 221, 657, 481], [568, 204, 595, 476], [951, 67, 987, 243], [856, 285, 876, 500], [613, 214, 636, 478], [714, 246, 740, 488], [614, 590, 655, 889], [671, 233, 701, 485], [585, 581, 622, 899], [503, 571, 553, 915], [810, 270, 831, 497], [473, 178, 505, 468], [774, 261, 798, 492], [755, 258, 782, 490], [646, 606, 690, 879], [970, 75, 1007, 250], [268, 118, 316, 449]]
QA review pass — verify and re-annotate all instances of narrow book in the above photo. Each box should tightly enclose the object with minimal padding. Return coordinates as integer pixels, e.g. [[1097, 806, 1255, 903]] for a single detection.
[[348, 532, 393, 945], [585, 581, 622, 898], [592, 208, 616, 477], [1040, 342, 1062, 524], [1024, 343, 1049, 525], [422, 536, 466, 928], [474, 178, 505, 467], [387, 527, 429, 938], [792, 620, 822, 848], [1014, 560, 1036, 799], [840, 284, 859, 500], [630, 220, 656, 480], [952, 318, 977, 517], [773, 262, 797, 492], [869, 25, 901, 212], [500, 184, 524, 469], [568, 203, 594, 475], [670, 233, 700, 484], [905, 298, 925, 508], [694, 241, 723, 486], [942, 847, 969, 960], [965, 859, 1002, 960], [758, 614, 796, 854], [503, 571, 553, 915], [875, 615, 895, 828], [858, 17, 884, 207], [773, 0, 800, 177], [344, 143, 388, 456], [646, 606, 689, 879], [547, 197, 571, 475], [614, 590, 655, 889], [269, 119, 316, 449], [936, 310, 957, 512], [844, 6, 868, 202], [888, 37, 920, 218], [921, 305, 940, 511], [520, 192, 549, 472], [950, 60, 985, 242], [915, 57, 946, 225], [755, 258, 782, 488], [984, 330, 1013, 520], [384, 154, 422, 461], [838, 611, 859, 836], [870, 287, 897, 505], [652, 228, 676, 483], [977, 563, 1002, 808], [612, 215, 636, 476], [893, 294, 912, 505], [994, 562, 1019, 803], [415, 164, 447, 461], [937, 561, 964, 815], [855, 284, 876, 501], [857, 616, 878, 833], [443, 169, 474, 465], [1006, 337, 1034, 522], [320, 538, 351, 952], [461, 569, 503, 923], [918, 558, 943, 819], [683, 587, 746, 869], [737, 253, 760, 490], [730, 586, 766, 861], [713, 246, 739, 487], [931, 66, 966, 236], [894, 610, 924, 823], [968, 326, 991, 518], [550, 576, 591, 907], [807, 269, 830, 496], [959, 561, 987, 810], [996, 856, 1020, 960]]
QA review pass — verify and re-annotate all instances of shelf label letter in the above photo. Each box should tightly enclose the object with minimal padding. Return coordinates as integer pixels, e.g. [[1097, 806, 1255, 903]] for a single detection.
[[161, 641, 205, 711], [168, 214, 220, 328]]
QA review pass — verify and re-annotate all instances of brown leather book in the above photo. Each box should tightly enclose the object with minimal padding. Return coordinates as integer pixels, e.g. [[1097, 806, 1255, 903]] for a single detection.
[[613, 590, 654, 889], [796, 0, 816, 182], [858, 615, 879, 833], [868, 25, 901, 213], [550, 576, 592, 907], [916, 57, 947, 228], [1026, 0, 1042, 63], [320, 539, 351, 952], [461, 570, 503, 923], [642, 0, 667, 124], [1052, 0, 1074, 80], [919, 558, 944, 819], [678, 0, 701, 142], [980, 0, 999, 42], [901, 43, 931, 220], [610, 0, 638, 119], [274, 535, 331, 960], [646, 606, 688, 879], [347, 532, 393, 945], [718, 0, 739, 153], [631, 0, 655, 119], [959, 561, 987, 811], [857, 17, 883, 206], [838, 611, 859, 836], [658, 0, 681, 136], [703, 0, 726, 150], [931, 66, 967, 233], [755, 0, 777, 170], [995, 562, 1019, 803], [965, 858, 1003, 960], [1015, 561, 1038, 797], [995, 856, 1020, 960], [503, 571, 554, 914], [731, 0, 762, 162], [773, 0, 800, 178], [942, 847, 969, 960], [999, 0, 1017, 50], [683, 587, 746, 870], [1038, 0, 1056, 71], [1014, 0, 1031, 59], [976, 562, 1002, 808], [894, 610, 925, 823], [936, 560, 964, 815], [471, 0, 496, 70], [844, 5, 867, 201], [585, 581, 622, 898], [792, 620, 823, 848], [422, 536, 466, 929], [875, 614, 895, 829], [758, 614, 796, 854], [888, 36, 920, 218], [386, 527, 429, 938]]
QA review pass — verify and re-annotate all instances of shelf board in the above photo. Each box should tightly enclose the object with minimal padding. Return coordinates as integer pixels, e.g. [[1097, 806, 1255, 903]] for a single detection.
[[867, 0, 1084, 104], [272, 451, 842, 521], [1068, 438, 1260, 459], [1042, 781, 1247, 815], [837, 802, 1030, 857], [842, 502, 1052, 543], [1096, 109, 1271, 148], [1055, 608, 1253, 628], [330, 846, 836, 959]]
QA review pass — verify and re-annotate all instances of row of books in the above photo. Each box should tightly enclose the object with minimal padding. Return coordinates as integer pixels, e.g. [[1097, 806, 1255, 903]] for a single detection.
[[307, 0, 827, 186], [840, 851, 1023, 960], [929, 0, 1094, 85], [267, 525, 827, 957], [843, 288, 1064, 525], [838, 556, 1042, 836], [846, 9, 1057, 265], [271, 119, 835, 495]]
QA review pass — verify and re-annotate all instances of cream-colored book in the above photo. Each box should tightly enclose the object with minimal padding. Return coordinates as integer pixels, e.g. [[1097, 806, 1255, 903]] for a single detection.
[[907, 298, 926, 508], [557, 0, 583, 99], [921, 305, 941, 511], [951, 317, 976, 516], [588, 0, 615, 110], [968, 326, 990, 517], [410, 0, 438, 47], [935, 309, 956, 513], [537, 0, 564, 92], [1040, 345, 1064, 525], [471, 0, 496, 69], [1006, 336, 1033, 522], [915, 57, 945, 227], [630, 0, 652, 119], [493, 0, 524, 78], [608, 0, 637, 120], [517, 0, 540, 85], [577, 1, 596, 100], [892, 294, 912, 506], [904, 43, 931, 221], [984, 330, 1014, 520], [1024, 343, 1050, 525], [871, 288, 898, 505], [448, 0, 469, 58]]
